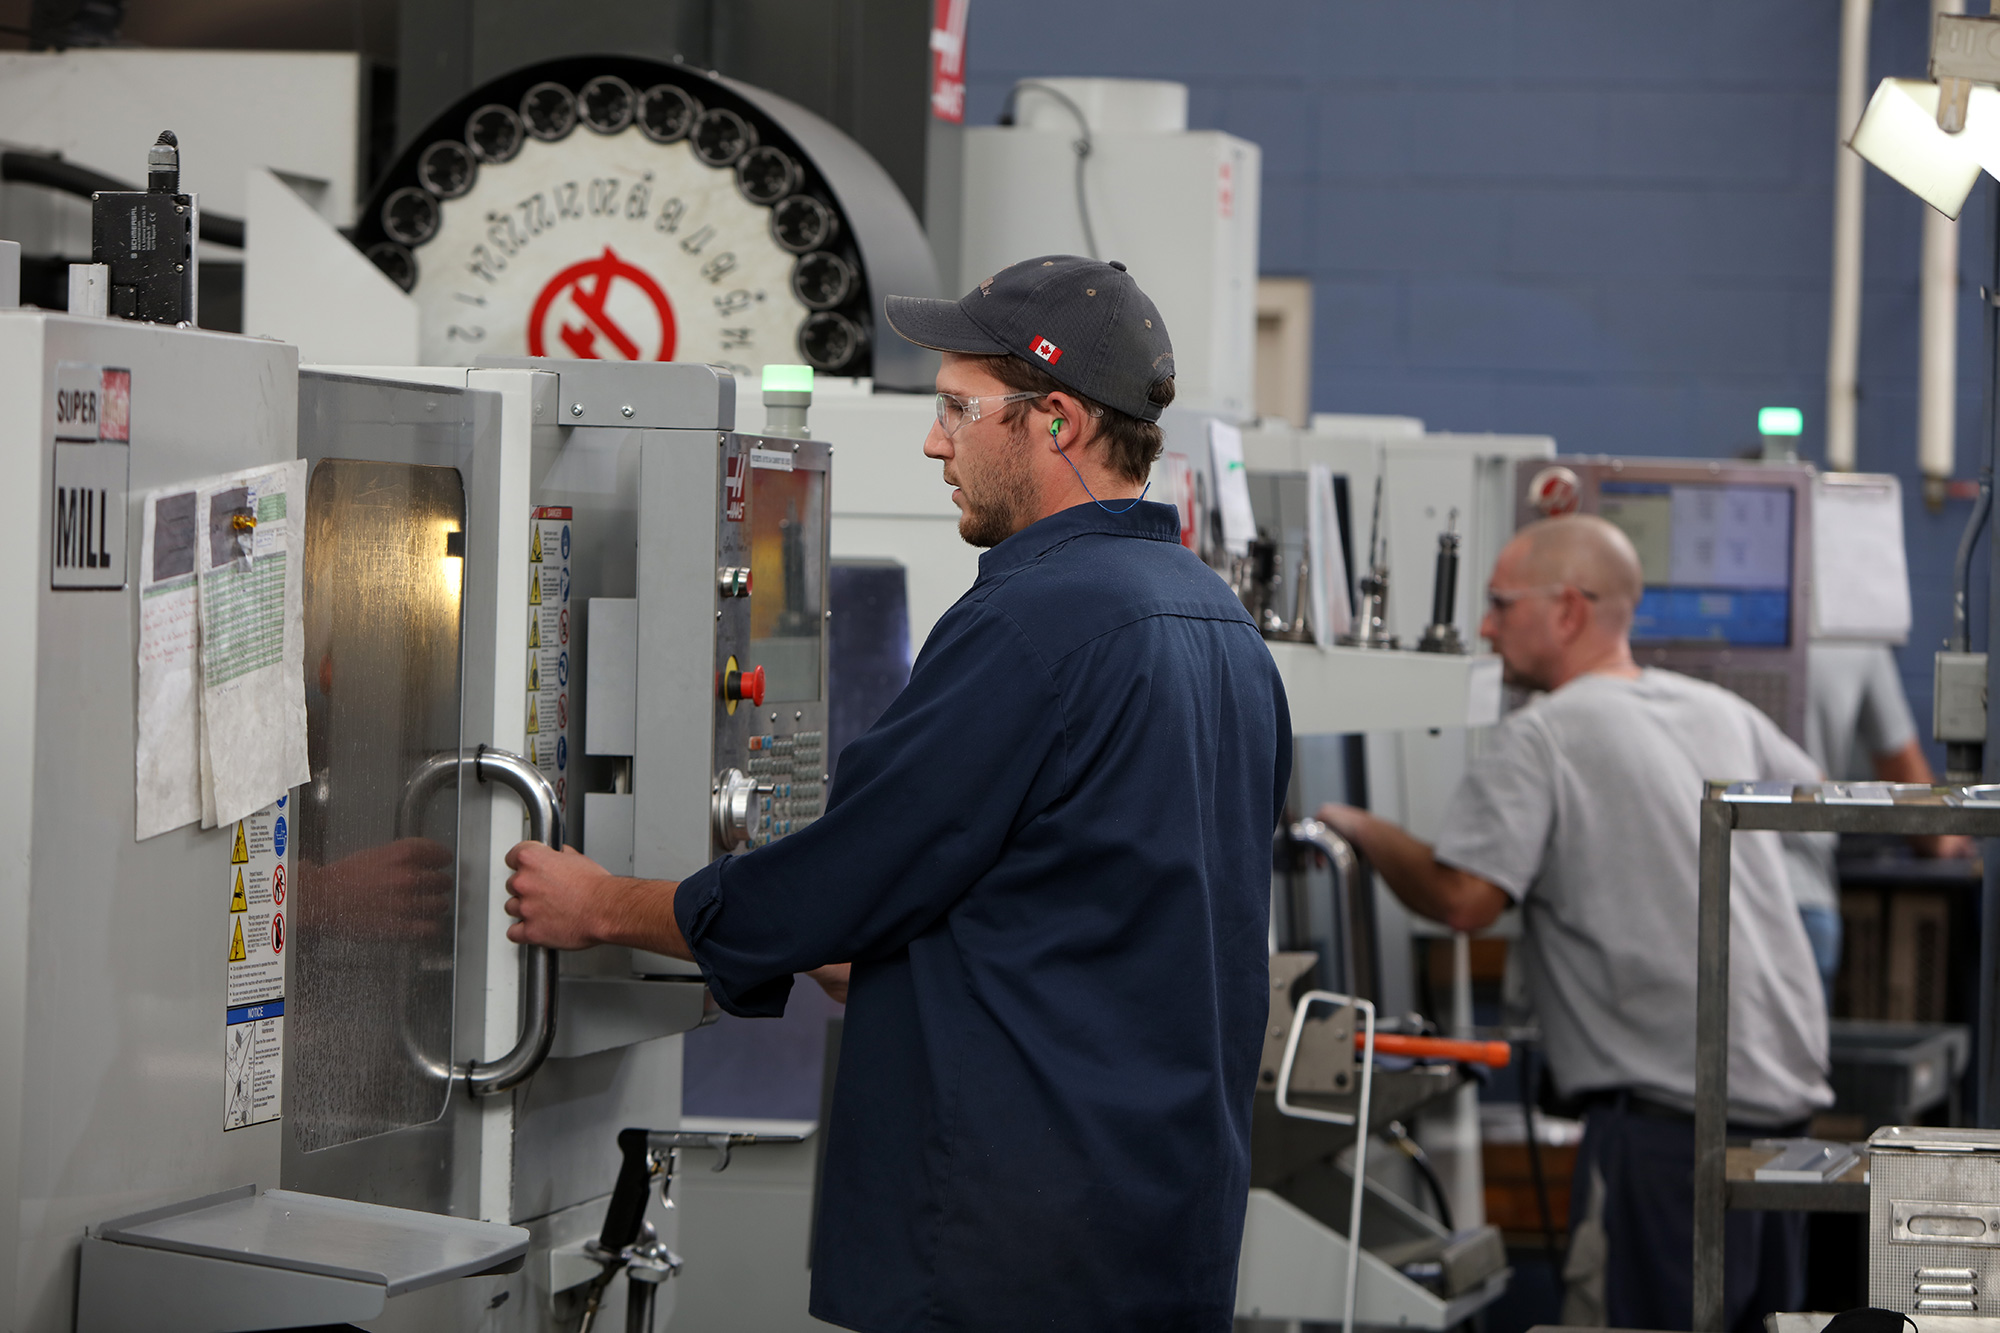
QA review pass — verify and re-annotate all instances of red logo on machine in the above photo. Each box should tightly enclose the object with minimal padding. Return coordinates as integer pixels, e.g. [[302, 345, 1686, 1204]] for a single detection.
[[929, 0, 969, 123], [1031, 336, 1063, 365], [1527, 465, 1582, 518], [527, 246, 678, 362], [270, 864, 286, 906]]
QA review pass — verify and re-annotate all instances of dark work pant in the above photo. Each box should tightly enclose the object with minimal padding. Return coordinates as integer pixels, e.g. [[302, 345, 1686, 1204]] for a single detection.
[[1571, 1098, 1807, 1332]]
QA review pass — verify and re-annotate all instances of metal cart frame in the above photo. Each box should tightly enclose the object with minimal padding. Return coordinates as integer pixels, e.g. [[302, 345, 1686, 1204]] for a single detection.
[[1694, 782, 2000, 1331]]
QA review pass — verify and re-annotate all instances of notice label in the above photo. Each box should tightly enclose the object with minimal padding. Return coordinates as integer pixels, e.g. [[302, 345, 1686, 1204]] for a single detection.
[[749, 446, 794, 472], [225, 795, 288, 1130], [529, 507, 572, 816]]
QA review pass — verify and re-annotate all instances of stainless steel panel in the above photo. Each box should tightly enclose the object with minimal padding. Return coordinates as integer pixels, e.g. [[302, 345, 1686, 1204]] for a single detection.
[[1870, 1128, 2000, 1312], [284, 372, 505, 1223], [291, 458, 466, 1153]]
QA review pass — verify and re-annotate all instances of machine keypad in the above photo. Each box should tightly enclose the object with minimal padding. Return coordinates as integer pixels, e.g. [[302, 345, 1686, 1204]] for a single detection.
[[744, 729, 826, 846]]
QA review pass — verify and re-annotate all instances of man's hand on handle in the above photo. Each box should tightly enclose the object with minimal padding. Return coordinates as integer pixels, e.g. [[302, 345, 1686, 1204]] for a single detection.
[[503, 841, 691, 959]]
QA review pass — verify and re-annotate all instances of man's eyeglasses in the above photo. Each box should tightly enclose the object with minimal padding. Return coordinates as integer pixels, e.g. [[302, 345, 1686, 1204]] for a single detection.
[[934, 390, 1041, 438], [1486, 583, 1601, 614]]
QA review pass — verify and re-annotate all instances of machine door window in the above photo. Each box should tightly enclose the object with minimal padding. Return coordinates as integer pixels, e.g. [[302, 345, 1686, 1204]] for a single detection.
[[293, 458, 467, 1153]]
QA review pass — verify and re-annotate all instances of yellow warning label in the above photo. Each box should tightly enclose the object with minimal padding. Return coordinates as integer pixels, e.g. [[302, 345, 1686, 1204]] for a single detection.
[[229, 918, 247, 962], [528, 658, 539, 692], [230, 869, 247, 913], [531, 526, 543, 563], [529, 575, 542, 607], [231, 822, 248, 865], [529, 616, 540, 649], [526, 697, 539, 734]]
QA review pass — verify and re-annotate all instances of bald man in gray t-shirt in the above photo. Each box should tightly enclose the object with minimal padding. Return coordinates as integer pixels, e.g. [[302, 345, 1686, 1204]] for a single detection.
[[1319, 515, 1830, 1332]]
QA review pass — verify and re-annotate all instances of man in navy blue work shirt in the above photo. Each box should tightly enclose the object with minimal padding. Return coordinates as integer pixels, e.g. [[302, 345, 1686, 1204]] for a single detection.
[[503, 255, 1291, 1332]]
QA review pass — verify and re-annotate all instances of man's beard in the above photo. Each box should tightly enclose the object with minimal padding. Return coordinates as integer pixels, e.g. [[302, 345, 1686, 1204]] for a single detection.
[[953, 423, 1038, 548]]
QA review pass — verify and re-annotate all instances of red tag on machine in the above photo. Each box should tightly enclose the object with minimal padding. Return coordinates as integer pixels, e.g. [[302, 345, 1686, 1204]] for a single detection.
[[1527, 465, 1582, 518], [929, 0, 968, 123]]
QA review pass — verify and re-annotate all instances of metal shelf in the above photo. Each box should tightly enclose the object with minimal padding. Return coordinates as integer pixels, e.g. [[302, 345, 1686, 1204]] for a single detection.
[[1268, 642, 1503, 736], [77, 1185, 528, 1333]]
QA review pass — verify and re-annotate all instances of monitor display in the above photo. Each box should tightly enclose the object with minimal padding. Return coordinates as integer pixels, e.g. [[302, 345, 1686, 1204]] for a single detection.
[[749, 464, 826, 702], [1597, 480, 1794, 647]]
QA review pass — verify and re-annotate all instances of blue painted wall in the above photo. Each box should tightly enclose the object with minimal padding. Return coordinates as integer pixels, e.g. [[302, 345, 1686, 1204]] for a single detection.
[[962, 0, 1993, 761]]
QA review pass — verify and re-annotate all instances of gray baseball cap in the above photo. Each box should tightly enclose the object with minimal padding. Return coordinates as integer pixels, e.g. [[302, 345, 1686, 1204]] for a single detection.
[[884, 255, 1176, 422]]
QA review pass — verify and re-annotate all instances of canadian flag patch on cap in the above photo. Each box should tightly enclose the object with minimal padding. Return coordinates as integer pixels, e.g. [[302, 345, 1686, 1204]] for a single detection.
[[1031, 335, 1063, 364]]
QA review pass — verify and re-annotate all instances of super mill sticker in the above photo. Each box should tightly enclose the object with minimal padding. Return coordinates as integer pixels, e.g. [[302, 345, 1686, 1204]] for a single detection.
[[224, 795, 288, 1130], [529, 507, 572, 816], [50, 362, 130, 590]]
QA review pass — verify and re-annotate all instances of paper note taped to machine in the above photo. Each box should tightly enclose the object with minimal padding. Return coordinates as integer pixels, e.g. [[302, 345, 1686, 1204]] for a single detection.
[[136, 459, 310, 838]]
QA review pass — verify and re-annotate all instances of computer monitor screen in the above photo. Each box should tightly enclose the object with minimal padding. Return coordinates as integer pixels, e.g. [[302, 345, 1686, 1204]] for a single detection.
[[1597, 480, 1794, 647]]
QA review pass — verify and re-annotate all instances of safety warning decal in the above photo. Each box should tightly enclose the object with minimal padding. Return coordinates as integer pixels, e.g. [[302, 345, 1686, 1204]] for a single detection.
[[224, 793, 288, 1130], [528, 507, 571, 815]]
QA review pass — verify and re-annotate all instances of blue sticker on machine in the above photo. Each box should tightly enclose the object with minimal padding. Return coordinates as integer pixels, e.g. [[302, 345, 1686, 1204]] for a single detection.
[[558, 652, 569, 686], [557, 736, 568, 770], [273, 816, 287, 858], [226, 999, 285, 1025], [561, 525, 570, 559]]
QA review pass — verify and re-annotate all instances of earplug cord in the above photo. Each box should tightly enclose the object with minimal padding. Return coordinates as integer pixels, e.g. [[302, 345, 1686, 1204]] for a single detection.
[[1053, 421, 1150, 515]]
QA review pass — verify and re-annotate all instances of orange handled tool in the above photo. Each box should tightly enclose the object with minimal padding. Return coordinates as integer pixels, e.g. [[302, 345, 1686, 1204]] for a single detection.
[[1358, 1033, 1512, 1067]]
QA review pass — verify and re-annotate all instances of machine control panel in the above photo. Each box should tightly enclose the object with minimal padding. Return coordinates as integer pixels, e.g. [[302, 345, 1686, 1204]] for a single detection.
[[710, 430, 830, 855]]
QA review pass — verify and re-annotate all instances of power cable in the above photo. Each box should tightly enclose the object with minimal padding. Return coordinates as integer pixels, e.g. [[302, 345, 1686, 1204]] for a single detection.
[[1385, 1119, 1455, 1233], [0, 148, 245, 247], [997, 81, 1099, 260], [1517, 1039, 1566, 1273]]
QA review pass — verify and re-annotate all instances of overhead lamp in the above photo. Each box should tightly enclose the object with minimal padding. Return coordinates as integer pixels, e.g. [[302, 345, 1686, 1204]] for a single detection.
[[1849, 13, 2000, 219]]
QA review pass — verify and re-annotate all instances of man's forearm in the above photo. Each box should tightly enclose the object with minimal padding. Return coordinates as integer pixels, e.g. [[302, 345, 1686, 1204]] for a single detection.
[[1318, 805, 1510, 933], [1337, 810, 1453, 914], [591, 877, 691, 959]]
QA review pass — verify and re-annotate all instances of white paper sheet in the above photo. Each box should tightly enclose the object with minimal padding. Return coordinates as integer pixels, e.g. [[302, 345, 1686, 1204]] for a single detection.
[[194, 459, 310, 829], [1306, 464, 1352, 646], [135, 486, 203, 839], [1812, 474, 1911, 642], [1207, 420, 1257, 557]]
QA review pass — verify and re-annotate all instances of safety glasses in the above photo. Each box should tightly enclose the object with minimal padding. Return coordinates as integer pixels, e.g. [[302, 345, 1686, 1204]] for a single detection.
[[933, 390, 1041, 438]]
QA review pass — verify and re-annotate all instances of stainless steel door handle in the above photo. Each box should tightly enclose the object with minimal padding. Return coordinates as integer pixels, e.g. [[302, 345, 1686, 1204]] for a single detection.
[[401, 745, 563, 1098]]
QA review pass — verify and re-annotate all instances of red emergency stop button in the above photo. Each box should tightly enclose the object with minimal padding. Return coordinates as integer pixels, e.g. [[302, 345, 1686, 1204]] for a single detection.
[[723, 664, 766, 707]]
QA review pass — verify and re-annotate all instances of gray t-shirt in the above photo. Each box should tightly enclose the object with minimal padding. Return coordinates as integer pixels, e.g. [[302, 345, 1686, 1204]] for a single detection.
[[1434, 669, 1832, 1124], [1783, 643, 1920, 911]]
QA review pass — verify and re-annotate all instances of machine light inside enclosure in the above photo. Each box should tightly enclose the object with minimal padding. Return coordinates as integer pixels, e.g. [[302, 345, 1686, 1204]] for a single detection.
[[763, 363, 814, 394], [440, 523, 465, 595], [1759, 407, 1804, 437], [1849, 77, 1998, 219]]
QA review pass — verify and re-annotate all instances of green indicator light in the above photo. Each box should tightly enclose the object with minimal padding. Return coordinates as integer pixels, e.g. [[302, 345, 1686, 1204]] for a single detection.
[[763, 363, 814, 394], [1758, 406, 1803, 437]]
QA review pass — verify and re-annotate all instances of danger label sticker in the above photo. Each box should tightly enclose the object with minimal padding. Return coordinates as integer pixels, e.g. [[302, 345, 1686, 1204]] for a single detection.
[[225, 794, 288, 1130]]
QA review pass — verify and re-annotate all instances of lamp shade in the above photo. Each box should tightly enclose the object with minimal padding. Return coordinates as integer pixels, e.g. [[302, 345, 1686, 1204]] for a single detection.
[[1850, 77, 1985, 219]]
